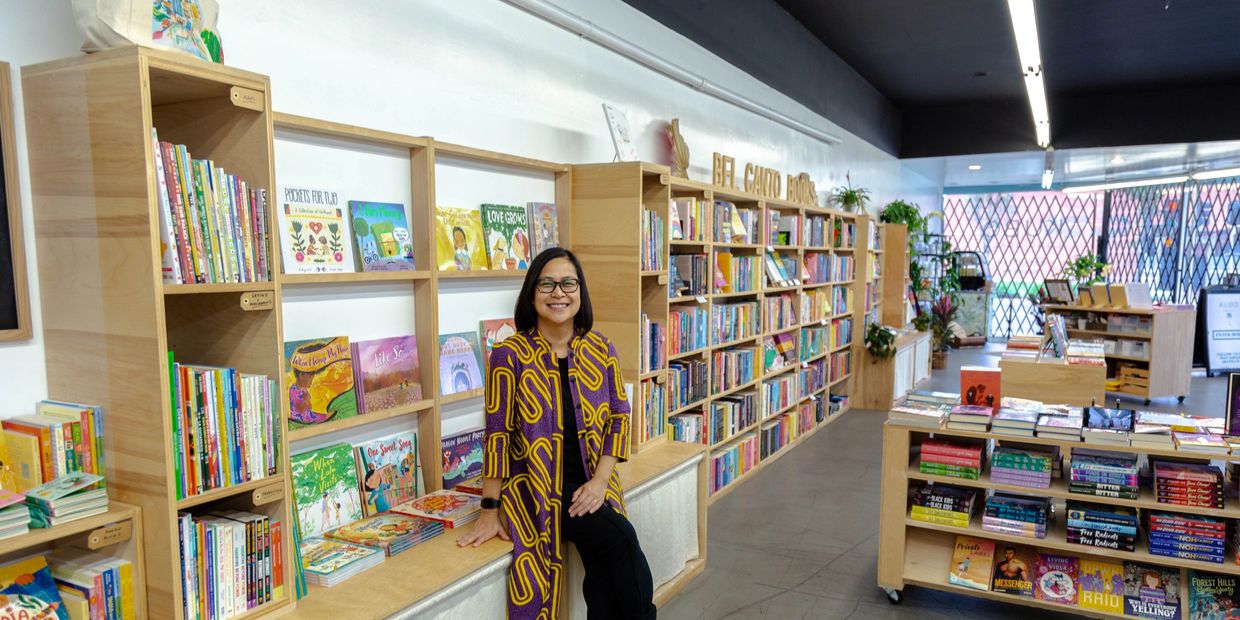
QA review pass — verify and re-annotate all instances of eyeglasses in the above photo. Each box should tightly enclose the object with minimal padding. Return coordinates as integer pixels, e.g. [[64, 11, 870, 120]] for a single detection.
[[535, 278, 580, 294]]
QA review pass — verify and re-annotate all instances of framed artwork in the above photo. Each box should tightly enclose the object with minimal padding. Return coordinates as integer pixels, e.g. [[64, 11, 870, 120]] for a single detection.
[[1044, 278, 1074, 304], [0, 61, 31, 341], [1228, 373, 1240, 435]]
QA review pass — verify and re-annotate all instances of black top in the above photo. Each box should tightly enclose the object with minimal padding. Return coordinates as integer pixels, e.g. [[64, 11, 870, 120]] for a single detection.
[[559, 356, 589, 488]]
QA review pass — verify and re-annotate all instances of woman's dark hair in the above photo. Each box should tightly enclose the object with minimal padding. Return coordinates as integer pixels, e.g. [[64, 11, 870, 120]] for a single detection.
[[514, 247, 593, 334]]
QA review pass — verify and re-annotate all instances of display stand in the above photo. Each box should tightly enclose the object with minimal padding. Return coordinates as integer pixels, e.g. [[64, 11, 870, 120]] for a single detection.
[[857, 330, 932, 410], [878, 421, 1240, 614], [998, 354, 1105, 407]]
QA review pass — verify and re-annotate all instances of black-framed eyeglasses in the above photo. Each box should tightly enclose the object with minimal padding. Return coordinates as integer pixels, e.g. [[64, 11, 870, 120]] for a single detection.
[[535, 278, 580, 294]]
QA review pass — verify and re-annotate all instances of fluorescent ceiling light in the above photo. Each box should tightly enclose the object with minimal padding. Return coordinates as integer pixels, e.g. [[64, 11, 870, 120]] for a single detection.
[[1191, 167, 1240, 181], [1007, 0, 1051, 147], [1110, 155, 1126, 165], [968, 164, 982, 171], [1062, 175, 1189, 194], [1041, 169, 1054, 190]]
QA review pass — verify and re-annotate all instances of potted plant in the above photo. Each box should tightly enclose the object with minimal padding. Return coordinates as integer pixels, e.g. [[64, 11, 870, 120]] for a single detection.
[[1062, 253, 1110, 294], [929, 294, 958, 369], [864, 323, 897, 361], [830, 173, 871, 215]]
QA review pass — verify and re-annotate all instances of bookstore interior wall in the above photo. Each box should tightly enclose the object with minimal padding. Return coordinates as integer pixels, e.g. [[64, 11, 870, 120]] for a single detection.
[[0, 0, 931, 416]]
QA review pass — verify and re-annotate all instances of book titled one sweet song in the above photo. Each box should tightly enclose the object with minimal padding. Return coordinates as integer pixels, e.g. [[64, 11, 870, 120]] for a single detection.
[[354, 430, 419, 516]]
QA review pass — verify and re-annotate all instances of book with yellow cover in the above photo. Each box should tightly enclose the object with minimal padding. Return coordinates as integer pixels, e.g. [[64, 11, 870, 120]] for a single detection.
[[1079, 558, 1124, 613], [434, 206, 488, 272], [948, 535, 995, 591]]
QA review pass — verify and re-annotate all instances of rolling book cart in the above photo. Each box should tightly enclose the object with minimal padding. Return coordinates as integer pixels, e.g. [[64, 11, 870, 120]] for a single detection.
[[878, 420, 1240, 617]]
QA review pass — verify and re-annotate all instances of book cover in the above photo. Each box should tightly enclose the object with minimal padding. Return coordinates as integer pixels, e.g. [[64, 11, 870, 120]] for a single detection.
[[0, 556, 67, 620], [285, 337, 358, 430], [479, 318, 518, 365], [1080, 558, 1125, 613], [434, 206, 488, 271], [0, 429, 20, 493], [455, 475, 484, 495], [277, 186, 353, 274], [350, 336, 423, 414], [990, 544, 1036, 597], [299, 536, 383, 576], [323, 513, 440, 555], [3, 429, 41, 492], [25, 472, 102, 506], [290, 443, 364, 538], [391, 490, 481, 526], [527, 202, 559, 257], [441, 427, 484, 489], [1189, 570, 1238, 620], [480, 204, 531, 270], [1086, 407, 1136, 432], [959, 366, 1001, 412], [1035, 553, 1079, 605], [347, 201, 415, 272], [438, 333, 484, 396], [1125, 562, 1181, 619], [947, 535, 995, 591], [353, 430, 419, 516]]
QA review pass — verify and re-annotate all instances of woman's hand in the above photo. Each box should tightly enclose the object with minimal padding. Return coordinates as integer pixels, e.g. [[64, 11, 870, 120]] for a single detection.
[[456, 509, 509, 547], [568, 477, 610, 518]]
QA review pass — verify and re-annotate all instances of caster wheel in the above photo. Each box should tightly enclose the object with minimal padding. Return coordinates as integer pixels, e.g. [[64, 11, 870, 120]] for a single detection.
[[1178, 396, 1186, 404], [1144, 399, 1151, 406], [882, 588, 903, 605]]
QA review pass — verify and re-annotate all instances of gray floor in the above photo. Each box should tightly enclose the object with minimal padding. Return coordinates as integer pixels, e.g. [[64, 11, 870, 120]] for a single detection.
[[658, 345, 1231, 620]]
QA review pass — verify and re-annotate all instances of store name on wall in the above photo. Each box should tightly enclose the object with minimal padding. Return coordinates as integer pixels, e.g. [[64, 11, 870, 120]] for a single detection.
[[711, 152, 817, 206]]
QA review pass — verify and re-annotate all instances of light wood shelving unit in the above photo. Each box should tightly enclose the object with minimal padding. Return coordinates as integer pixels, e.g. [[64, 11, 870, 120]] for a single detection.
[[878, 421, 1240, 615], [1043, 304, 1195, 403], [881, 223, 911, 328]]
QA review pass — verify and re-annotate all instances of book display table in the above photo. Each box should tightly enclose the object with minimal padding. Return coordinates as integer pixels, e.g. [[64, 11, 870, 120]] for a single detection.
[[999, 355, 1105, 407]]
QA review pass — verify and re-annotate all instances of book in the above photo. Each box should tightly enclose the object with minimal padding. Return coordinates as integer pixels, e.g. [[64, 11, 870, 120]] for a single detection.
[[0, 555, 67, 619], [947, 535, 994, 591], [479, 318, 518, 365], [299, 536, 385, 587], [354, 430, 420, 516], [438, 332, 485, 396], [441, 427, 484, 489], [480, 203, 531, 270], [527, 202, 559, 257], [25, 472, 103, 509], [959, 366, 1000, 412], [1035, 553, 1079, 606], [347, 200, 416, 272], [1189, 571, 1239, 620], [1125, 562, 1181, 619], [350, 336, 423, 414], [3, 428, 42, 492], [1174, 432, 1230, 453], [290, 443, 365, 538], [277, 185, 354, 274], [455, 475, 484, 495], [1079, 558, 1124, 613], [324, 512, 443, 557], [391, 490, 482, 528], [990, 544, 1037, 596], [285, 337, 358, 429], [0, 429, 22, 493], [434, 206, 488, 271], [1085, 407, 1136, 432]]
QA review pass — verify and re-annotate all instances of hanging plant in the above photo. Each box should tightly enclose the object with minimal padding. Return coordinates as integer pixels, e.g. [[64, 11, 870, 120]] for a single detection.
[[865, 323, 898, 359]]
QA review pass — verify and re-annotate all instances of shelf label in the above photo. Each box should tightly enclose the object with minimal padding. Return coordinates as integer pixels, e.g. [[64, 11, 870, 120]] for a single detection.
[[659, 173, 670, 186], [87, 521, 131, 550], [655, 374, 666, 385], [820, 318, 829, 325], [240, 291, 274, 311], [695, 295, 707, 304], [801, 361, 809, 368], [230, 86, 265, 111], [658, 274, 669, 285], [767, 245, 775, 253], [253, 483, 285, 505]]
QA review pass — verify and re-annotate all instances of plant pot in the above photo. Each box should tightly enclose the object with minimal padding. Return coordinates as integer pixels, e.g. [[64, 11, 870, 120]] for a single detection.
[[931, 351, 948, 369]]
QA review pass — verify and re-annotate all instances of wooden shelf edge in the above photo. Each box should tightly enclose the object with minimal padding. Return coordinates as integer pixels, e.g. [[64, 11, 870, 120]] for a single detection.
[[176, 475, 286, 510], [289, 399, 435, 442], [437, 269, 528, 280], [0, 502, 138, 557], [900, 577, 1125, 620], [279, 270, 431, 285], [439, 387, 486, 405], [163, 282, 275, 295]]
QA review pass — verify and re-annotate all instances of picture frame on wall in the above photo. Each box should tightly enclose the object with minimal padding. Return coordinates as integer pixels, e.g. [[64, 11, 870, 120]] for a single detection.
[[0, 61, 32, 342], [1228, 373, 1240, 435]]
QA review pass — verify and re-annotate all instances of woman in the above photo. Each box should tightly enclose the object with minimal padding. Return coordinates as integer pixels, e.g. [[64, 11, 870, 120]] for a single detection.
[[457, 248, 657, 620]]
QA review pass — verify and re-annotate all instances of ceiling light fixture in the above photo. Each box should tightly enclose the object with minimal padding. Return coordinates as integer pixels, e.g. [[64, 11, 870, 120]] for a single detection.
[[1191, 167, 1240, 181], [968, 164, 982, 171], [1110, 155, 1126, 165], [1041, 147, 1055, 190], [1061, 175, 1189, 194], [1007, 0, 1051, 147]]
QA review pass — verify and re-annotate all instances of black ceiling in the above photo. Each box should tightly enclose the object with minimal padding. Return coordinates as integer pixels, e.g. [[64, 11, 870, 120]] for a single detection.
[[621, 0, 1240, 158]]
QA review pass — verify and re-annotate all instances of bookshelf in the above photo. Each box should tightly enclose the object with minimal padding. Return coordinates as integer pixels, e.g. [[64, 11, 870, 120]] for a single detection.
[[1042, 304, 1194, 404], [881, 223, 911, 328], [571, 163, 864, 502], [878, 421, 1240, 612]]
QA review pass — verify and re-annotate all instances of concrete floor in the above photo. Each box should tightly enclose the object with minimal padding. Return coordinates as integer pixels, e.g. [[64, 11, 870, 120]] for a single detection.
[[658, 345, 1231, 620]]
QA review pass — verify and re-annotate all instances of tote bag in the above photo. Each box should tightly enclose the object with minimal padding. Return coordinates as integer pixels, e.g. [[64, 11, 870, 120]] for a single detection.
[[72, 0, 223, 63]]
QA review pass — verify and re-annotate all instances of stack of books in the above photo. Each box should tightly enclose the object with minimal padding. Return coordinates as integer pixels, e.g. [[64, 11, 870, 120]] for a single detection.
[[1173, 431, 1231, 454], [0, 491, 29, 540], [1069, 449, 1139, 499], [455, 476, 484, 495], [392, 490, 482, 529], [945, 405, 994, 432], [26, 472, 108, 528], [919, 439, 983, 480], [909, 483, 977, 527], [887, 399, 950, 429], [1066, 340, 1107, 366], [1147, 511, 1226, 564], [1152, 460, 1223, 509], [1066, 500, 1137, 551], [989, 446, 1053, 489], [1131, 411, 1179, 448], [1082, 406, 1134, 446], [990, 408, 1039, 437], [299, 536, 385, 587], [325, 512, 443, 557], [49, 548, 138, 617], [1036, 410, 1084, 441], [178, 510, 283, 618], [981, 493, 1049, 539]]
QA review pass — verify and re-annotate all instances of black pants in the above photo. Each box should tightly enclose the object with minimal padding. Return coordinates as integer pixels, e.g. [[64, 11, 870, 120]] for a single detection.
[[561, 486, 657, 620]]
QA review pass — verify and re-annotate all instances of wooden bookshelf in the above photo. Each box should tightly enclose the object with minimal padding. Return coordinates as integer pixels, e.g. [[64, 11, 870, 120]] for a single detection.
[[24, 47, 290, 620], [881, 223, 911, 328], [878, 421, 1240, 610]]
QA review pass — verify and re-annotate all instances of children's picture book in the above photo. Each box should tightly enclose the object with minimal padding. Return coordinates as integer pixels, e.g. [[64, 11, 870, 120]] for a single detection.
[[391, 490, 482, 528], [527, 202, 559, 257], [0, 555, 66, 620], [441, 427, 485, 489], [438, 332, 485, 396], [290, 443, 364, 538], [350, 336, 423, 414], [278, 185, 353, 274], [1035, 553, 1079, 606], [455, 475, 484, 495], [353, 430, 419, 516], [434, 206, 488, 271], [479, 318, 518, 365], [285, 337, 358, 429], [480, 204, 531, 270], [1125, 562, 1181, 619], [1079, 558, 1124, 613], [25, 472, 103, 507], [299, 536, 384, 581], [959, 366, 1001, 412], [1189, 570, 1238, 620], [990, 544, 1036, 597], [0, 429, 20, 493], [347, 201, 416, 272], [1085, 407, 1136, 432], [601, 103, 637, 162], [947, 535, 994, 591], [2, 427, 41, 492], [323, 512, 441, 556]]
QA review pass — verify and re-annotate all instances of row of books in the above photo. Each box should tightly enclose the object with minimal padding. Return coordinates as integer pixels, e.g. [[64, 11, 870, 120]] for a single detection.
[[919, 439, 983, 481], [762, 332, 798, 373], [668, 359, 709, 410], [669, 253, 709, 298], [834, 255, 855, 282], [800, 325, 827, 359], [432, 202, 558, 273], [832, 287, 853, 316], [711, 348, 756, 395], [0, 552, 137, 620], [761, 374, 798, 417], [641, 379, 667, 444], [833, 220, 856, 249], [668, 306, 708, 355], [178, 509, 284, 619], [801, 289, 830, 323], [715, 252, 760, 294], [758, 407, 812, 459], [639, 313, 666, 374], [711, 301, 760, 345], [670, 197, 708, 242], [763, 293, 798, 332], [712, 200, 758, 244], [828, 350, 852, 382], [990, 445, 1054, 490], [2, 400, 106, 492], [641, 209, 664, 271], [709, 433, 757, 494], [799, 358, 827, 397], [805, 215, 828, 248], [669, 392, 760, 447], [829, 318, 853, 349], [1068, 500, 1136, 551], [766, 211, 801, 246], [910, 483, 977, 527], [982, 493, 1050, 539], [803, 253, 832, 285]]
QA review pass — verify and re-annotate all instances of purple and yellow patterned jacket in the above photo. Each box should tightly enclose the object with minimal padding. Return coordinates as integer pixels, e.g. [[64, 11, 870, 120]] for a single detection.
[[482, 329, 631, 620]]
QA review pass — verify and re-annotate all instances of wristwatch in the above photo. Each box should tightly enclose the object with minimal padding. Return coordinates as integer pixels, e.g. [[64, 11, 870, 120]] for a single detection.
[[481, 497, 500, 510]]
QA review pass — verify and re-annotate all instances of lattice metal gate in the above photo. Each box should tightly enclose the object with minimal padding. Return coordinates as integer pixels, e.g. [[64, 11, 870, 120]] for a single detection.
[[1102, 184, 1186, 304], [1179, 177, 1240, 301]]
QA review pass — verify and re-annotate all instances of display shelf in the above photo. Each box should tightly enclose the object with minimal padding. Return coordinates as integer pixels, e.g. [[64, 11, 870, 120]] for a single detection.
[[641, 270, 669, 277], [175, 475, 287, 510], [802, 281, 833, 290], [709, 419, 763, 449], [279, 270, 432, 285], [767, 399, 802, 419], [438, 269, 529, 279], [762, 364, 800, 380], [440, 387, 485, 405], [288, 399, 436, 442], [764, 284, 801, 294], [711, 377, 761, 400], [639, 369, 667, 380], [669, 346, 709, 361], [164, 282, 276, 295], [669, 397, 711, 417], [1066, 328, 1151, 340], [712, 290, 761, 300], [714, 334, 761, 348], [669, 295, 709, 304], [829, 373, 853, 386], [830, 342, 852, 354], [0, 502, 140, 557], [835, 247, 855, 253], [799, 351, 830, 365]]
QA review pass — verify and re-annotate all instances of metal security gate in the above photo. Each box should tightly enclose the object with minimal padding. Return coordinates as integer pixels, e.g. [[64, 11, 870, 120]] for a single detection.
[[1102, 184, 1186, 304], [1180, 177, 1240, 301]]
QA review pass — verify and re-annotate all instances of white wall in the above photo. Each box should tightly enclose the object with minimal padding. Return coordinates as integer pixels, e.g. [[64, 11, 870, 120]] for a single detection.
[[0, 0, 932, 417]]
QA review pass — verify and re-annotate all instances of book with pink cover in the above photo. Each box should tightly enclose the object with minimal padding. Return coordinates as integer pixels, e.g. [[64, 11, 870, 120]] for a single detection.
[[350, 336, 423, 414]]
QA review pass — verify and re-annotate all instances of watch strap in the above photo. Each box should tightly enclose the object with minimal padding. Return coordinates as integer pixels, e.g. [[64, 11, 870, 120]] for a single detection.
[[481, 497, 500, 510]]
